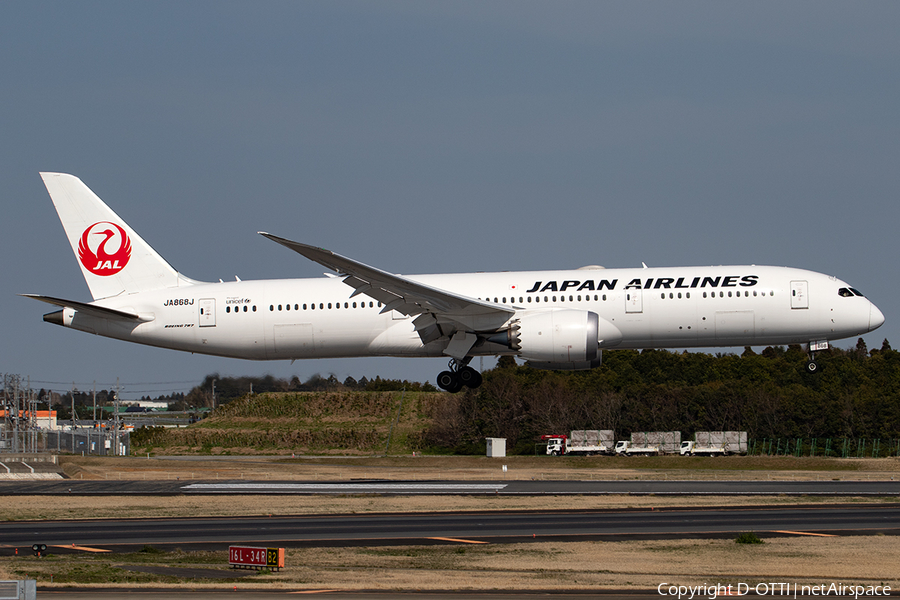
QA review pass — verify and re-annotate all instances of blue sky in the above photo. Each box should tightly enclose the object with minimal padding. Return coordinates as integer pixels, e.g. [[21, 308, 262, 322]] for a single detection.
[[3, 2, 898, 400]]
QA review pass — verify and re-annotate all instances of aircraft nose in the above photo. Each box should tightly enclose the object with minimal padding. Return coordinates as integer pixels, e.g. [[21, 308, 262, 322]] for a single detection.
[[869, 303, 885, 332]]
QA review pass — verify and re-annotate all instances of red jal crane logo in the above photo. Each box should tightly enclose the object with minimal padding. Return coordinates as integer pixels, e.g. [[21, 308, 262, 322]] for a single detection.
[[78, 222, 132, 276]]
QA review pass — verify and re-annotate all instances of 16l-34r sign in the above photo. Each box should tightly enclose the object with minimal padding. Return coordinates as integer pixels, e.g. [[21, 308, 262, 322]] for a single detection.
[[229, 545, 284, 570]]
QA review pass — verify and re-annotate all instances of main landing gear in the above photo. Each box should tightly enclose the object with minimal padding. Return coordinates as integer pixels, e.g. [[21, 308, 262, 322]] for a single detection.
[[436, 358, 483, 393]]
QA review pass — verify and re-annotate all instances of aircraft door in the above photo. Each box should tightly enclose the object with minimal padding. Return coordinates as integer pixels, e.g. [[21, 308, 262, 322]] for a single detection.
[[790, 281, 809, 309], [199, 298, 216, 327], [625, 289, 643, 313]]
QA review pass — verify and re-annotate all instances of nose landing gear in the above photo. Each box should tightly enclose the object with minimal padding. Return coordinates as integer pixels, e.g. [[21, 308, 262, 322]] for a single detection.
[[436, 358, 483, 393], [805, 341, 828, 374]]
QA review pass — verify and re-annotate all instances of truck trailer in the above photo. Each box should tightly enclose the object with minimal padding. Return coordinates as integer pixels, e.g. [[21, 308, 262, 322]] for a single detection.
[[628, 431, 681, 454]]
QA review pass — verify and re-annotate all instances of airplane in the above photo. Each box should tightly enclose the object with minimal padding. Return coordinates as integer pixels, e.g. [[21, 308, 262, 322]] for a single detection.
[[25, 173, 885, 392]]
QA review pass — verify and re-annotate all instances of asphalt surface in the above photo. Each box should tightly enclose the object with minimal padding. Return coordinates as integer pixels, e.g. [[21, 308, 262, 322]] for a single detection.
[[2, 478, 900, 495], [1, 504, 898, 553], [3, 478, 898, 598]]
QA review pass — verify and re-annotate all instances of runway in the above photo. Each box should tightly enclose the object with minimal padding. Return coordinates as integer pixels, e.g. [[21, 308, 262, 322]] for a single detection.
[[2, 504, 898, 553], [1, 478, 899, 495]]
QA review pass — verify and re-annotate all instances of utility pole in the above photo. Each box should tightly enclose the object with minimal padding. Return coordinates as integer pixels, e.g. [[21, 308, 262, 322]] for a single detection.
[[114, 378, 120, 456], [91, 382, 96, 455], [212, 379, 216, 412], [27, 377, 32, 454], [71, 382, 76, 454], [14, 375, 20, 454]]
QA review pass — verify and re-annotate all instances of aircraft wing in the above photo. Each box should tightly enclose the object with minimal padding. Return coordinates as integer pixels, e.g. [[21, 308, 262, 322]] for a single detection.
[[259, 233, 514, 327]]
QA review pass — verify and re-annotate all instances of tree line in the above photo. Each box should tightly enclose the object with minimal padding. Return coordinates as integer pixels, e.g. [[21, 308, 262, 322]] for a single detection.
[[423, 339, 900, 455]]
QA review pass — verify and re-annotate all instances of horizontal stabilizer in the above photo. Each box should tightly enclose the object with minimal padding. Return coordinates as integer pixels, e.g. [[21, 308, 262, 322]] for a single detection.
[[20, 294, 147, 321]]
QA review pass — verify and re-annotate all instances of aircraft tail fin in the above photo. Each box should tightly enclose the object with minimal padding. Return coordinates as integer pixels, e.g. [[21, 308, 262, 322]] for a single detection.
[[39, 173, 197, 300]]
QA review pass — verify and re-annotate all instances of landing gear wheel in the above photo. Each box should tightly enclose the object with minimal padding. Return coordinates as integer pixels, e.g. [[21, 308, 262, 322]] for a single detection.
[[436, 370, 463, 393], [458, 366, 483, 389], [805, 360, 820, 374]]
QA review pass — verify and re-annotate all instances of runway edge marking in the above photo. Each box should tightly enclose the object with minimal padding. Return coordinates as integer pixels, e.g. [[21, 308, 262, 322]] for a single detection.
[[772, 530, 838, 537]]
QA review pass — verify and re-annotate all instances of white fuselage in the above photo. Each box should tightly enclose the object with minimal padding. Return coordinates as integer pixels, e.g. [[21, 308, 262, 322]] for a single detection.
[[56, 264, 882, 361]]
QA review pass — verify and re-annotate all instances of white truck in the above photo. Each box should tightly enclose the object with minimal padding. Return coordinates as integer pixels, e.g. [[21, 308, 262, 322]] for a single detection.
[[614, 440, 660, 456], [541, 430, 614, 456], [679, 440, 727, 456], [680, 431, 748, 456]]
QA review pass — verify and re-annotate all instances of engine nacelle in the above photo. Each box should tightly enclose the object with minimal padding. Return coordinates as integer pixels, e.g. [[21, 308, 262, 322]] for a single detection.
[[505, 309, 621, 370]]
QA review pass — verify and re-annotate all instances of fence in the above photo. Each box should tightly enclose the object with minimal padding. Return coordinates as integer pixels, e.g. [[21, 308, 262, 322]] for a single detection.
[[45, 430, 130, 456], [750, 438, 900, 458]]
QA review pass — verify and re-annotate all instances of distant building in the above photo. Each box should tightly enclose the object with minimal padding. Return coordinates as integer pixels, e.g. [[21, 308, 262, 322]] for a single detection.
[[135, 400, 169, 410], [0, 409, 59, 430]]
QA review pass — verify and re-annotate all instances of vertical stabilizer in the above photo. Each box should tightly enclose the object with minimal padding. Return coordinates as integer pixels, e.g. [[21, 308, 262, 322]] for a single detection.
[[39, 173, 195, 300]]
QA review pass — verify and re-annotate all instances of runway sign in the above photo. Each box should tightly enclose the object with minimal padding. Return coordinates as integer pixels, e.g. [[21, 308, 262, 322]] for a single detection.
[[228, 545, 284, 570]]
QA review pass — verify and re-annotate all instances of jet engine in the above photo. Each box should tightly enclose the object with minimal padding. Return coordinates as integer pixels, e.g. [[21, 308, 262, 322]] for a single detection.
[[489, 309, 622, 371]]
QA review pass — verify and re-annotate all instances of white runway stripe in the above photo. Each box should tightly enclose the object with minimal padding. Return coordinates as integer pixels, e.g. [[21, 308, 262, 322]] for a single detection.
[[182, 482, 508, 492]]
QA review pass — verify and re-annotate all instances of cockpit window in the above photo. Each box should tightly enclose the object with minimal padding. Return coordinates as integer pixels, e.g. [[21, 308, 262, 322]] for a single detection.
[[839, 287, 865, 298]]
